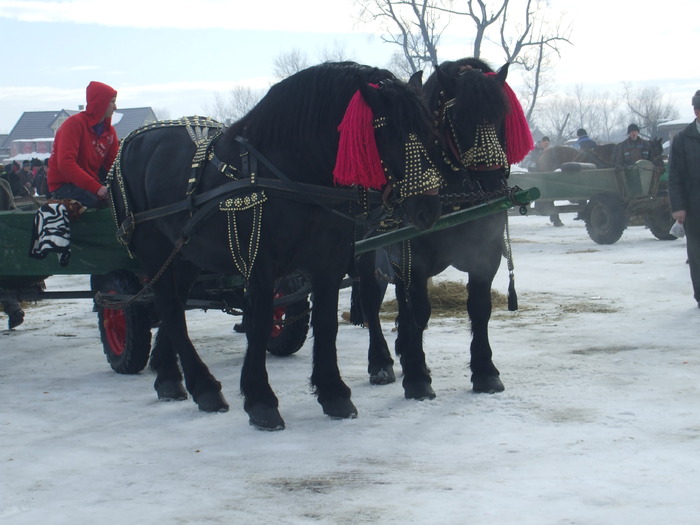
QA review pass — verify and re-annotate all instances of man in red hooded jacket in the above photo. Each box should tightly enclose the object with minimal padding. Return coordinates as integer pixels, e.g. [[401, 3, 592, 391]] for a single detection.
[[47, 81, 119, 208]]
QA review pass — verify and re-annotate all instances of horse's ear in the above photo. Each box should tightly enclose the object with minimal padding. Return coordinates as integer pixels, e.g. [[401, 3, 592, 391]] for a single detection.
[[408, 70, 424, 93], [496, 63, 510, 84], [436, 64, 451, 92]]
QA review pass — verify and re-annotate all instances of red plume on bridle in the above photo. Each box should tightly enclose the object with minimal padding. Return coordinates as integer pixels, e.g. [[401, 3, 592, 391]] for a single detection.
[[485, 72, 534, 165], [333, 84, 386, 190]]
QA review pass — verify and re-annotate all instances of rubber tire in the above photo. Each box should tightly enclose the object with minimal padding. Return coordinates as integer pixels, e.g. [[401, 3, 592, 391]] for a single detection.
[[266, 276, 310, 357], [646, 201, 678, 241], [585, 193, 627, 245], [92, 271, 152, 374]]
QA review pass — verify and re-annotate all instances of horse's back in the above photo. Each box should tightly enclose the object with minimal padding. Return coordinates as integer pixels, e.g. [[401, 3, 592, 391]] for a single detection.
[[535, 146, 579, 172], [118, 123, 204, 208]]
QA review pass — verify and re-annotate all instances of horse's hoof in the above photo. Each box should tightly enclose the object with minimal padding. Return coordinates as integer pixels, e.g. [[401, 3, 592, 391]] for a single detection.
[[247, 404, 285, 431], [155, 379, 188, 401], [369, 366, 396, 385], [321, 398, 358, 419], [403, 381, 436, 400], [472, 375, 505, 394], [195, 390, 229, 413]]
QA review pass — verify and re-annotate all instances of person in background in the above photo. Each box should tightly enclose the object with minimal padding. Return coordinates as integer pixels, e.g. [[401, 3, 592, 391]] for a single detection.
[[575, 128, 597, 150], [10, 160, 34, 197], [47, 81, 119, 208], [614, 123, 652, 168], [525, 136, 563, 226], [1, 296, 24, 330], [32, 157, 50, 197], [0, 163, 12, 183], [669, 90, 700, 308], [525, 136, 551, 172]]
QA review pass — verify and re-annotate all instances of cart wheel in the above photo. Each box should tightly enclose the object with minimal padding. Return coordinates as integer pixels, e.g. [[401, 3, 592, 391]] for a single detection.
[[584, 193, 627, 245], [266, 275, 310, 357], [646, 200, 678, 241], [92, 271, 152, 374]]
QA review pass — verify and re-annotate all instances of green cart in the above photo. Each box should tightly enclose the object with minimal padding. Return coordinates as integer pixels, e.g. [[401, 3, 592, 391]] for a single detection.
[[509, 160, 675, 244]]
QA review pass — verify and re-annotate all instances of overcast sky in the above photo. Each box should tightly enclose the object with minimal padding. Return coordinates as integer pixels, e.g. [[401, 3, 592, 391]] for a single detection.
[[1, 0, 698, 133]]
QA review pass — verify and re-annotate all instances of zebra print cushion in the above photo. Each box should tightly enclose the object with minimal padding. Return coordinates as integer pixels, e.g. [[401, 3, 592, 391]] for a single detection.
[[28, 203, 72, 266]]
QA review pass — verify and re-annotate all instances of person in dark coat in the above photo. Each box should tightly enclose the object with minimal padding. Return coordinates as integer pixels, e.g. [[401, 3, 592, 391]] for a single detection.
[[669, 90, 700, 307], [575, 128, 597, 150], [10, 160, 34, 197], [32, 158, 50, 197], [524, 136, 551, 172], [615, 123, 652, 168]]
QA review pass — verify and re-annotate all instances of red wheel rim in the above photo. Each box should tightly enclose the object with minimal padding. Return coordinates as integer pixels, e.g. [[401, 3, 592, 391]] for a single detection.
[[103, 290, 127, 356], [270, 292, 286, 339]]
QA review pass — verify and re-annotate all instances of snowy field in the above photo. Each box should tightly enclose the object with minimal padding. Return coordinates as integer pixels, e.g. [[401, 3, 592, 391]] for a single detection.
[[2, 211, 699, 524]]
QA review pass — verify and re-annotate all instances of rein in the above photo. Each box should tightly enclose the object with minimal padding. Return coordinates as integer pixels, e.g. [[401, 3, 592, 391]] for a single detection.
[[114, 135, 386, 246]]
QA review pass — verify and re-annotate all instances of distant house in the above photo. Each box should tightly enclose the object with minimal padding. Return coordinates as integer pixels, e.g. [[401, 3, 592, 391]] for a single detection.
[[658, 118, 694, 148], [1, 107, 157, 163]]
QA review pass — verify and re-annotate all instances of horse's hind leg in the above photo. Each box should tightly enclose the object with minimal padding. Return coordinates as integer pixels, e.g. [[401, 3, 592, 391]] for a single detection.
[[148, 258, 202, 402], [141, 246, 228, 412], [152, 276, 229, 412], [467, 276, 504, 393], [395, 276, 435, 400], [356, 252, 395, 385], [150, 327, 187, 401]]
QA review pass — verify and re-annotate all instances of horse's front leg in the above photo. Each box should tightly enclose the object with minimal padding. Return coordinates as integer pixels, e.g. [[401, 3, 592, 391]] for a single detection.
[[395, 275, 435, 400], [356, 252, 395, 385], [241, 269, 284, 431], [467, 276, 504, 393], [310, 271, 357, 419]]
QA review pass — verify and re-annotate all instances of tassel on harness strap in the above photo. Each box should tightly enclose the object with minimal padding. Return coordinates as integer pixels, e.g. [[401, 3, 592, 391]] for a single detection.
[[503, 215, 518, 311]]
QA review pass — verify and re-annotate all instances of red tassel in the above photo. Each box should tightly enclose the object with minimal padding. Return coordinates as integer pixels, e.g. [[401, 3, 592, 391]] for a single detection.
[[487, 74, 534, 165], [333, 86, 386, 190]]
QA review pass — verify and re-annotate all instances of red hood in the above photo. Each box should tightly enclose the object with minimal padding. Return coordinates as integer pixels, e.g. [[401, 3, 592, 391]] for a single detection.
[[85, 81, 117, 127]]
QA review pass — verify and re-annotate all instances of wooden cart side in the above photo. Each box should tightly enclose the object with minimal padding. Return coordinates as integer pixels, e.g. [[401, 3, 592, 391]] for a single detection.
[[508, 161, 655, 203], [0, 208, 141, 280]]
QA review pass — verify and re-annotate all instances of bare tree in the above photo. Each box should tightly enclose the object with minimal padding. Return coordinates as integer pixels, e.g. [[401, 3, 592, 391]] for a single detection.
[[622, 83, 680, 138], [532, 94, 571, 145], [356, 0, 445, 74], [593, 91, 627, 143], [202, 86, 265, 126], [318, 41, 353, 62], [273, 49, 310, 79], [533, 83, 682, 145], [354, 0, 572, 120]]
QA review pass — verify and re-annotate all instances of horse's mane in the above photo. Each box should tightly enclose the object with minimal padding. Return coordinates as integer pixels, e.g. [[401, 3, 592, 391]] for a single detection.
[[219, 62, 439, 181], [425, 59, 506, 116], [424, 58, 509, 145], [224, 61, 423, 148]]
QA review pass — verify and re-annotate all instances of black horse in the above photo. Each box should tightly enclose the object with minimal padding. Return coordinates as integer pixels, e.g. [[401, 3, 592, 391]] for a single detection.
[[109, 62, 444, 430], [354, 58, 532, 399]]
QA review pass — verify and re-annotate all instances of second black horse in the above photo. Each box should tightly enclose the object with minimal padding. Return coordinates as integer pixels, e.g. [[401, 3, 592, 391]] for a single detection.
[[354, 58, 533, 399]]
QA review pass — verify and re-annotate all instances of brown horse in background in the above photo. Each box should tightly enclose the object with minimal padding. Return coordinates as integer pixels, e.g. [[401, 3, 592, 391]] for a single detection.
[[535, 144, 616, 172], [573, 143, 616, 168], [535, 145, 578, 171]]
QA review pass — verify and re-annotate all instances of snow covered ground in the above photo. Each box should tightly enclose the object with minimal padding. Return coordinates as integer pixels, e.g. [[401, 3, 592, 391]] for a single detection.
[[2, 212, 699, 524]]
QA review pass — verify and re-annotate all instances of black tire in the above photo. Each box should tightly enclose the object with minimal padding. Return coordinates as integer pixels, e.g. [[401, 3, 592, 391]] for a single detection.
[[646, 196, 678, 241], [266, 274, 310, 357], [584, 193, 627, 244], [92, 271, 152, 374]]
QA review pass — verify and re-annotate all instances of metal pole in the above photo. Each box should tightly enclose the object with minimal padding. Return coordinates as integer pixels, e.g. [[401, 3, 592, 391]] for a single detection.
[[354, 187, 540, 255]]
